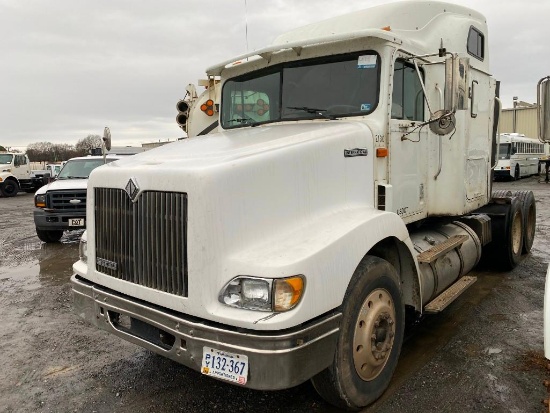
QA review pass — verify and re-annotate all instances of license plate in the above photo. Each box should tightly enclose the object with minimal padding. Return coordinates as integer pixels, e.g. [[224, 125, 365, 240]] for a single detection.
[[69, 218, 85, 227], [201, 346, 248, 385]]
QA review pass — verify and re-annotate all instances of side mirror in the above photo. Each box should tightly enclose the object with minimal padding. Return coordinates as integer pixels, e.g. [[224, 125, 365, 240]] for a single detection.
[[103, 127, 112, 151], [445, 55, 470, 112], [42, 172, 51, 185], [538, 76, 550, 142]]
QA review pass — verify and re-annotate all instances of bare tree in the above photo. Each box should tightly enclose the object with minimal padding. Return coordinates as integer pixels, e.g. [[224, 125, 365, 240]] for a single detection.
[[27, 142, 80, 162], [27, 142, 55, 162], [75, 135, 102, 155]]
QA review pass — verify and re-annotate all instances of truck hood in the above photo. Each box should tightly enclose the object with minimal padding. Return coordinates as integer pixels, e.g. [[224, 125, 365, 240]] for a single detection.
[[102, 121, 370, 171], [35, 178, 88, 195]]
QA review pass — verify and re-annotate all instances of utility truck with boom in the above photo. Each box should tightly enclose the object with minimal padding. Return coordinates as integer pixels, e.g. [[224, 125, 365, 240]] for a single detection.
[[72, 2, 547, 409]]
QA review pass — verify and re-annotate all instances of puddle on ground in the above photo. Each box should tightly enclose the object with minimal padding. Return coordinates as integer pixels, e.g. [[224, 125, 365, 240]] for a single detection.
[[0, 240, 79, 287]]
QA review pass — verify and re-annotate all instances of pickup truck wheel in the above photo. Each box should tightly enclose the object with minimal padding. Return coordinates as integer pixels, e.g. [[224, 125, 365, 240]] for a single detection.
[[36, 229, 63, 243], [311, 256, 404, 410], [1, 179, 18, 197]]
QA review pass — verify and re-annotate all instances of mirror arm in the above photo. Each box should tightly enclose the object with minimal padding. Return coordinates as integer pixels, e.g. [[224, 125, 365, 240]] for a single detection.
[[413, 59, 434, 117]]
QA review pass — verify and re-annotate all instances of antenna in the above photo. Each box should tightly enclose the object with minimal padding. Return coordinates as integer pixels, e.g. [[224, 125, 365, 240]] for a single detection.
[[244, 0, 249, 55]]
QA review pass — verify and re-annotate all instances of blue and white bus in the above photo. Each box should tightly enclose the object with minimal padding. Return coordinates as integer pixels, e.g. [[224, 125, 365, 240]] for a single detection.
[[495, 133, 548, 180]]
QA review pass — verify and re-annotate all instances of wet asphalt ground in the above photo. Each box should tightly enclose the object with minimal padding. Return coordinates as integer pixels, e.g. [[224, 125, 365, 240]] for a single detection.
[[0, 175, 549, 413]]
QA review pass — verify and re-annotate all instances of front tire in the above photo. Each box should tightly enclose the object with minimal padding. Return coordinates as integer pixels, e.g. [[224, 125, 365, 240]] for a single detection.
[[311, 256, 404, 410], [1, 179, 19, 197], [36, 229, 64, 243], [514, 164, 520, 180]]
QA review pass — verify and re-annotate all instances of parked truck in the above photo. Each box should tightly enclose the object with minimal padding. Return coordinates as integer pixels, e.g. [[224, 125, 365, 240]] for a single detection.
[[34, 155, 119, 242], [71, 2, 548, 409], [0, 152, 46, 196]]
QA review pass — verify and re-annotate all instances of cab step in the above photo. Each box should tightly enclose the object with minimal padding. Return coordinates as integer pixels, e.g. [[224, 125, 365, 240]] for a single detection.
[[424, 275, 477, 313], [417, 234, 469, 264]]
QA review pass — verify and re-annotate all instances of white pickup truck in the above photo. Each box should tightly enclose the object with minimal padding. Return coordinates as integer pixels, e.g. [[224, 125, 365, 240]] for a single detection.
[[33, 156, 118, 242]]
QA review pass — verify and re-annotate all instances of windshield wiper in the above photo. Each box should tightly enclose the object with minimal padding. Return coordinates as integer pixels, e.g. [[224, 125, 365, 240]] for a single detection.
[[64, 176, 88, 179], [227, 117, 256, 125], [286, 106, 336, 120]]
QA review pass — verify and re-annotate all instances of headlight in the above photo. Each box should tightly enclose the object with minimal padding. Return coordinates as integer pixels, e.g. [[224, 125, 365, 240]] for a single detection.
[[219, 275, 304, 312], [79, 231, 88, 263], [35, 194, 46, 208]]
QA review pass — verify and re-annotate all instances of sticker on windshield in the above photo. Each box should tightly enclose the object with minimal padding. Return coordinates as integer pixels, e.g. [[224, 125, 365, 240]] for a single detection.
[[358, 55, 376, 69], [361, 103, 372, 111]]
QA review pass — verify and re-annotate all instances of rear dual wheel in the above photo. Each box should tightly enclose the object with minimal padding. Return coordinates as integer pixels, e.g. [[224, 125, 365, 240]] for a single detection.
[[311, 256, 404, 410], [492, 190, 535, 255]]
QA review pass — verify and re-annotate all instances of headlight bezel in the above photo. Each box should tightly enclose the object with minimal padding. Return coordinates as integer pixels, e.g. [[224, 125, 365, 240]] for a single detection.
[[219, 275, 305, 313], [34, 194, 47, 208]]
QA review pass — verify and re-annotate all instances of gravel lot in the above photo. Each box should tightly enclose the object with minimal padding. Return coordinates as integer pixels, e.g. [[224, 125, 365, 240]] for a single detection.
[[0, 176, 549, 413]]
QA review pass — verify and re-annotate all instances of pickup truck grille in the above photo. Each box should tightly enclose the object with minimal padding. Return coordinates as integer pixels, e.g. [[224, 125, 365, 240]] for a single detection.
[[94, 188, 188, 297], [49, 190, 87, 211]]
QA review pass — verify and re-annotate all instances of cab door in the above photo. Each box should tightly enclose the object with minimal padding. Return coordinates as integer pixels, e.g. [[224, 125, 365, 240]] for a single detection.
[[388, 58, 428, 222], [13, 154, 30, 180]]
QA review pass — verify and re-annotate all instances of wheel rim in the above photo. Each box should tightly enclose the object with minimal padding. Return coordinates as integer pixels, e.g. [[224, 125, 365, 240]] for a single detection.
[[353, 288, 396, 381], [4, 183, 16, 195], [511, 211, 522, 255]]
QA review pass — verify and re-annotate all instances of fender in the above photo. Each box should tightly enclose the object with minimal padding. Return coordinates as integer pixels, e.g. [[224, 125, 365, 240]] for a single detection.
[[0, 171, 20, 186], [225, 206, 420, 328]]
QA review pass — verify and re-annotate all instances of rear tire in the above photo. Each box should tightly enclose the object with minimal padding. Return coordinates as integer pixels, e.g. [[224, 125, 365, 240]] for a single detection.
[[510, 190, 536, 254], [311, 256, 404, 410], [1, 179, 18, 197], [485, 197, 523, 270], [36, 229, 63, 243]]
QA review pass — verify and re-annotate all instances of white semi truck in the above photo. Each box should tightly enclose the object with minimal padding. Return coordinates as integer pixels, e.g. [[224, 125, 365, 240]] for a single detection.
[[72, 2, 549, 409]]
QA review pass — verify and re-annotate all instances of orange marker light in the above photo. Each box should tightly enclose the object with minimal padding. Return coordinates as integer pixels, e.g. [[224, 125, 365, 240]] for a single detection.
[[381, 26, 391, 31], [376, 147, 389, 157], [201, 99, 215, 116]]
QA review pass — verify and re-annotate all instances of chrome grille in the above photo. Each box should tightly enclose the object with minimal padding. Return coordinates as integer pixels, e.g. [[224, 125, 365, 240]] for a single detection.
[[49, 190, 87, 211], [94, 188, 188, 296]]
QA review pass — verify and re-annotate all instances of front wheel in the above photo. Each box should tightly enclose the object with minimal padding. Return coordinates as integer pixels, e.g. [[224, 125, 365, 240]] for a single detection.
[[514, 164, 520, 180], [311, 256, 404, 410], [36, 229, 64, 243], [1, 180, 19, 197]]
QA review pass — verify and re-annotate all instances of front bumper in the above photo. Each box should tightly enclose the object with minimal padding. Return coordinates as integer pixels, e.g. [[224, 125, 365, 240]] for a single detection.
[[34, 209, 85, 231], [71, 275, 341, 390], [494, 169, 512, 178]]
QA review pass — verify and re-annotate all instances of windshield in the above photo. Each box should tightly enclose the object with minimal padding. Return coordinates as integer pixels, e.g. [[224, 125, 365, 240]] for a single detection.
[[221, 51, 380, 129], [498, 143, 511, 160], [57, 158, 117, 180], [0, 154, 14, 164]]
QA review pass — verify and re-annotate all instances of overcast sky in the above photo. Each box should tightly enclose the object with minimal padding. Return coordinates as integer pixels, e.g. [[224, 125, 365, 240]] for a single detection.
[[1, 0, 549, 150]]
